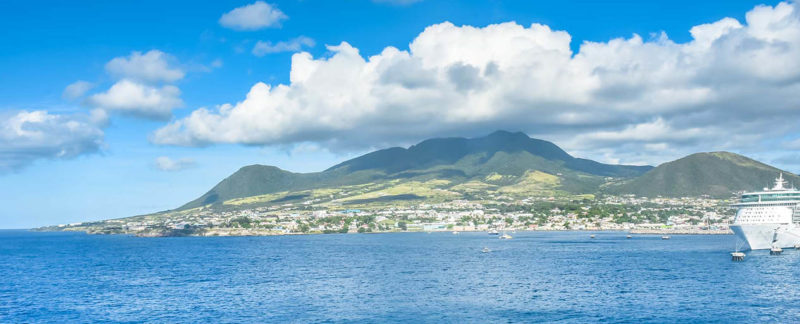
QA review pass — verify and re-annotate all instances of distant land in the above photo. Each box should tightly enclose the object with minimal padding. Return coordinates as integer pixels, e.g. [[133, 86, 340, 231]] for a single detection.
[[40, 130, 798, 236], [609, 152, 800, 198], [181, 130, 652, 210]]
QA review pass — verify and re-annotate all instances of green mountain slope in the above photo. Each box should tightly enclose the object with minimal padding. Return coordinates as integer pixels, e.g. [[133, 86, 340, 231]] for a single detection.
[[179, 131, 652, 209], [327, 130, 651, 177], [607, 152, 800, 198]]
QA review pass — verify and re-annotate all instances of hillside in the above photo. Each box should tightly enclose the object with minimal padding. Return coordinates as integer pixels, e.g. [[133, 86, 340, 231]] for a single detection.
[[180, 131, 652, 209], [47, 139, 800, 237], [607, 152, 800, 198], [327, 131, 651, 177]]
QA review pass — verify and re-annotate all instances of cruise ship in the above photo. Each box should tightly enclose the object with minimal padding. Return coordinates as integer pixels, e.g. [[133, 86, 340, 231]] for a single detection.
[[730, 173, 800, 250]]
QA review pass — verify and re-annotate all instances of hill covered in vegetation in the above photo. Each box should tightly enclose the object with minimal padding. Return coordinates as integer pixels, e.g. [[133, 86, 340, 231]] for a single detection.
[[180, 131, 653, 209]]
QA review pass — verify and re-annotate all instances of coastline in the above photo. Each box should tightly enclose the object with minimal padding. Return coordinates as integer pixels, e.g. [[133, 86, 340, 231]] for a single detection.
[[37, 227, 733, 237]]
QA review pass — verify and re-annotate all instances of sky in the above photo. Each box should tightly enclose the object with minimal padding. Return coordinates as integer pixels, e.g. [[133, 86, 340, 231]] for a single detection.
[[2, 0, 799, 228]]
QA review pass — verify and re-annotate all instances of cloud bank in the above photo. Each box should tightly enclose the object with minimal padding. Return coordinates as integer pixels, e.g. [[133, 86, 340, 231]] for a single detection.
[[155, 2, 800, 165], [0, 110, 104, 172]]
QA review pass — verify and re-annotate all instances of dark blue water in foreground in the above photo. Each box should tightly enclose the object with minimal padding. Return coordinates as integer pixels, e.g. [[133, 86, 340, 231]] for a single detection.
[[2, 231, 800, 323]]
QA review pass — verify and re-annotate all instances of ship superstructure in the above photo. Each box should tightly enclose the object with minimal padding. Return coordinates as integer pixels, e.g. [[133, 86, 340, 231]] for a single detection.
[[730, 173, 800, 250]]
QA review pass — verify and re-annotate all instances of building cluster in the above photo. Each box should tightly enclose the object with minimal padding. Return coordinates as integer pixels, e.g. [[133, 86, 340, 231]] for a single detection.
[[60, 195, 735, 236]]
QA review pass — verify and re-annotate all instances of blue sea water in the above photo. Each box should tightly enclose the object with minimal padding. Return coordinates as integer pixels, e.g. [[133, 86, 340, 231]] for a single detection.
[[1, 230, 800, 323]]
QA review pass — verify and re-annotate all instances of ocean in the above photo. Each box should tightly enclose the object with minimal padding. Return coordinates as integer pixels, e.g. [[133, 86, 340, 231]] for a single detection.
[[1, 230, 799, 323]]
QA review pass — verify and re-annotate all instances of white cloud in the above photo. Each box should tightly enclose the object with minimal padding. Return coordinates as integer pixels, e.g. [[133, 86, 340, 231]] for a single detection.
[[153, 156, 196, 172], [219, 1, 287, 30], [62, 81, 94, 100], [154, 2, 800, 166], [87, 79, 183, 120], [105, 50, 184, 83], [252, 36, 315, 56], [88, 108, 110, 127], [84, 50, 186, 120], [0, 110, 104, 172]]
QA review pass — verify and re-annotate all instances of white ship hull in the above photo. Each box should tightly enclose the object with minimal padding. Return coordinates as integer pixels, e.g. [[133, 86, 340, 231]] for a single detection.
[[730, 224, 800, 250]]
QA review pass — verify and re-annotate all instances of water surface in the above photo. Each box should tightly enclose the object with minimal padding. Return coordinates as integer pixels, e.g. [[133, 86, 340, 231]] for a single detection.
[[1, 230, 798, 322]]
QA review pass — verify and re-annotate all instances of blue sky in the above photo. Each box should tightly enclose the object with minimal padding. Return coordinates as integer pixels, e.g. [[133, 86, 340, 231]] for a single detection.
[[2, 0, 798, 228]]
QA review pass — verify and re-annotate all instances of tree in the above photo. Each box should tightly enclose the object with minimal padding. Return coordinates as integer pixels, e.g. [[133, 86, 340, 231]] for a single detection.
[[398, 221, 407, 231], [228, 217, 252, 228], [298, 224, 310, 233]]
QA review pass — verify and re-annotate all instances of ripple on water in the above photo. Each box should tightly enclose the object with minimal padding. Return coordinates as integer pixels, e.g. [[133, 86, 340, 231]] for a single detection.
[[1, 231, 799, 322]]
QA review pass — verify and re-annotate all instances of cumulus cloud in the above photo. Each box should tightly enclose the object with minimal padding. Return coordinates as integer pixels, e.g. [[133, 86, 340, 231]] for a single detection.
[[153, 2, 800, 165], [0, 110, 104, 172], [62, 81, 94, 100], [84, 50, 186, 120], [252, 36, 315, 56], [87, 80, 183, 120], [153, 156, 196, 172], [105, 50, 184, 83], [219, 1, 287, 30]]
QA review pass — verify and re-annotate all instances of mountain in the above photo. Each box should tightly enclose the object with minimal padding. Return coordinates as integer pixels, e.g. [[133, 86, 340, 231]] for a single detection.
[[327, 131, 651, 177], [180, 131, 652, 209], [607, 152, 800, 198]]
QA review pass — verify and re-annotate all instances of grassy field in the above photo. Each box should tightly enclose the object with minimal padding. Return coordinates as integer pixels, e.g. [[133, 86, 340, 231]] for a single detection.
[[338, 180, 459, 203], [497, 170, 561, 194]]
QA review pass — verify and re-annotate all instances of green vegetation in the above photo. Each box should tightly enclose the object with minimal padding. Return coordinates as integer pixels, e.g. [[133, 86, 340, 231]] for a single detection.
[[227, 216, 253, 228], [179, 131, 652, 210], [608, 152, 800, 198], [43, 132, 798, 238]]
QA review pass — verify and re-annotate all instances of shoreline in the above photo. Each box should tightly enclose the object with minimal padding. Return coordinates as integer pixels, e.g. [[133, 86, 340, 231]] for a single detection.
[[35, 227, 734, 237]]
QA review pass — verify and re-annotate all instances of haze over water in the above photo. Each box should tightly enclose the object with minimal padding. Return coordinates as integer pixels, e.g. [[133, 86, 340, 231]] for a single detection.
[[2, 230, 798, 322]]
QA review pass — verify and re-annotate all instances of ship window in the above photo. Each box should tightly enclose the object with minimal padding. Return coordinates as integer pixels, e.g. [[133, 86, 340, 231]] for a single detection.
[[741, 195, 760, 203]]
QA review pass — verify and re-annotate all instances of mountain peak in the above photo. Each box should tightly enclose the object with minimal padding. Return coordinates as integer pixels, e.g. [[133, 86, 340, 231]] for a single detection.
[[325, 130, 649, 176], [486, 130, 528, 139], [180, 130, 654, 210], [610, 151, 799, 197], [237, 164, 289, 174]]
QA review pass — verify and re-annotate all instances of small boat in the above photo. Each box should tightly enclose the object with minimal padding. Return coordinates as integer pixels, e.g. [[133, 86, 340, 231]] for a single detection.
[[732, 239, 746, 261], [590, 234, 596, 239], [452, 231, 460, 235], [626, 235, 632, 239], [499, 233, 512, 240], [488, 229, 499, 235], [482, 247, 491, 253], [661, 235, 670, 240]]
